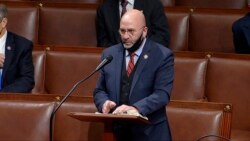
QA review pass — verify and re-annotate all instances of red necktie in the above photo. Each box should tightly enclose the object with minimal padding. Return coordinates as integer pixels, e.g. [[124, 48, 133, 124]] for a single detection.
[[121, 0, 128, 17], [127, 53, 135, 77]]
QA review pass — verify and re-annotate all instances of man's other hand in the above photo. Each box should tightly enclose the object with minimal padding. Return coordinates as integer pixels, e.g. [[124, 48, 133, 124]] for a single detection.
[[0, 53, 5, 67], [102, 100, 116, 114]]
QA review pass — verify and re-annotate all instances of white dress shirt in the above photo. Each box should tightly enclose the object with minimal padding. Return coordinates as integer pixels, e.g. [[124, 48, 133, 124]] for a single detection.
[[0, 31, 7, 75]]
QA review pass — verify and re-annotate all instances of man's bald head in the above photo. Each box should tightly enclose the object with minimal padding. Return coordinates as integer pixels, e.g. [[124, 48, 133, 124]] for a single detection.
[[121, 9, 146, 28], [119, 9, 148, 49]]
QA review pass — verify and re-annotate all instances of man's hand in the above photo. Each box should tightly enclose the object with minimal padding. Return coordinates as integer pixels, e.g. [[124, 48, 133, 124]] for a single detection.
[[102, 100, 116, 114], [0, 53, 5, 67], [112, 104, 139, 115]]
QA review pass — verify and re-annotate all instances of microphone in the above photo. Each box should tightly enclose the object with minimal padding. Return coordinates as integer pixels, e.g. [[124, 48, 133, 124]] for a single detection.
[[95, 55, 113, 71], [49, 55, 113, 141]]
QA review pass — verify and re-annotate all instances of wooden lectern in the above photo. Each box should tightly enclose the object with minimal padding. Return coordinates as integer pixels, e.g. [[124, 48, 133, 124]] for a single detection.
[[68, 112, 150, 141]]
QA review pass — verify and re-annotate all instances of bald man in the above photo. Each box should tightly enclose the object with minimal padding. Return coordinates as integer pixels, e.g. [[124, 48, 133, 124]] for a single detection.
[[94, 10, 173, 141]]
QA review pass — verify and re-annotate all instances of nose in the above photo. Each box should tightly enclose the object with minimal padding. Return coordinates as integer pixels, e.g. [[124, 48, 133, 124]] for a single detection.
[[122, 31, 130, 40]]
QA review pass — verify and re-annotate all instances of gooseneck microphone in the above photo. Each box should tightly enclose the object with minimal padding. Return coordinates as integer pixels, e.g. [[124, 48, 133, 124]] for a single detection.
[[95, 55, 113, 71], [50, 55, 113, 141]]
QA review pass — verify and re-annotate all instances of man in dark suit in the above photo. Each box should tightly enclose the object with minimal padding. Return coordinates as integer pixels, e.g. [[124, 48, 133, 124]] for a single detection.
[[94, 9, 173, 141], [96, 0, 170, 48], [0, 4, 34, 92], [232, 12, 250, 53]]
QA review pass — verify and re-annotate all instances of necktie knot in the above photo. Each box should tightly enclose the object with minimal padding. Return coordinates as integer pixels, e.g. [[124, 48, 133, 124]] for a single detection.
[[130, 52, 135, 58], [121, 0, 128, 17], [121, 0, 128, 7]]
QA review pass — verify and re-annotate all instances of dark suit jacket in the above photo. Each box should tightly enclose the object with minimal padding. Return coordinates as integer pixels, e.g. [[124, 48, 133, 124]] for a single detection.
[[96, 0, 170, 48], [232, 12, 250, 53], [94, 39, 174, 140], [0, 31, 34, 93]]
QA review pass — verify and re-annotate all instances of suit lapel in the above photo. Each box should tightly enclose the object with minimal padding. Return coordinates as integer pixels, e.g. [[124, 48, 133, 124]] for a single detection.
[[2, 32, 14, 80], [114, 45, 124, 102], [130, 40, 151, 93]]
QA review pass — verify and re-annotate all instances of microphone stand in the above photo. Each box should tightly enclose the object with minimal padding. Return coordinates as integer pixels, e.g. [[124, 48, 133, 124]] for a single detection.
[[49, 55, 112, 141], [49, 69, 98, 141]]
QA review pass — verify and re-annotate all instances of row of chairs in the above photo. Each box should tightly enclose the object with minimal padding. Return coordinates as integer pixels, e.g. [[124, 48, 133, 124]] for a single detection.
[[2, 1, 248, 53]]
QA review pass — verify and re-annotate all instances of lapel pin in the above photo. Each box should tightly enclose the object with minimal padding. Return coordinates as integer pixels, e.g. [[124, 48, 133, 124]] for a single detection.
[[7, 46, 11, 50], [144, 54, 148, 59]]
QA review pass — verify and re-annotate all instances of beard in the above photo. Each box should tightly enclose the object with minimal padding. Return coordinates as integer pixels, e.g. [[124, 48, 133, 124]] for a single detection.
[[123, 33, 144, 53]]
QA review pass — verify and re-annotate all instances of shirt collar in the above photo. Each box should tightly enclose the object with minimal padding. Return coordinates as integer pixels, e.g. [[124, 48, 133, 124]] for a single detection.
[[127, 0, 134, 5]]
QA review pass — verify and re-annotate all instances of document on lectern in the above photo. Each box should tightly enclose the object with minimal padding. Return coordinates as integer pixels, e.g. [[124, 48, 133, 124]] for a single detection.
[[95, 109, 148, 121]]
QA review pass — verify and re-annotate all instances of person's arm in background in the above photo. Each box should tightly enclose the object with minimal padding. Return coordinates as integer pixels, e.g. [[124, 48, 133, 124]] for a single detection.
[[232, 13, 250, 54], [147, 0, 170, 48], [96, 6, 112, 47]]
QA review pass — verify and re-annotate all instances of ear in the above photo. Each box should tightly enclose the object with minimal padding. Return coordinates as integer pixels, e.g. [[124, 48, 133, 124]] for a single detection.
[[142, 26, 148, 38]]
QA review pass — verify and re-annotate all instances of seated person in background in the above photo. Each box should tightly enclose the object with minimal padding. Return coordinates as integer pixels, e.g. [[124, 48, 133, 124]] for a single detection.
[[0, 4, 34, 93], [94, 9, 174, 141], [96, 0, 170, 48], [232, 12, 250, 53]]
